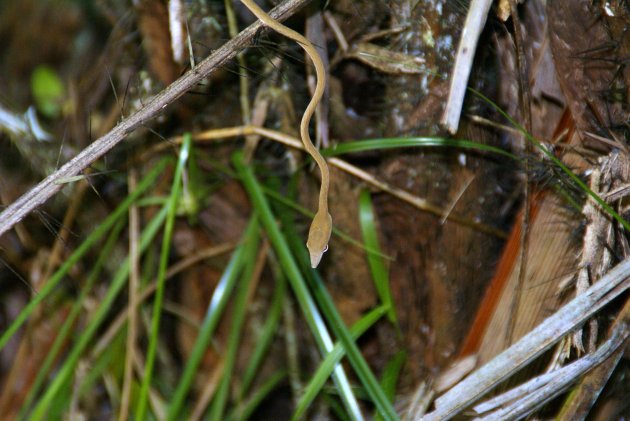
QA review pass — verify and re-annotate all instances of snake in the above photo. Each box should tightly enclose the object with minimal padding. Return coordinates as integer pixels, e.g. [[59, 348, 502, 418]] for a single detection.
[[240, 0, 331, 268]]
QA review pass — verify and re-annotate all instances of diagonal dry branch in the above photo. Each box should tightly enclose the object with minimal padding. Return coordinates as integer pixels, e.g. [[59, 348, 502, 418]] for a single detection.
[[0, 0, 312, 239]]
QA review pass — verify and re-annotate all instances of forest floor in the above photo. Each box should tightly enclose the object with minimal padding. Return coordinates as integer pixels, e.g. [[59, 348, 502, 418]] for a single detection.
[[0, 0, 628, 420]]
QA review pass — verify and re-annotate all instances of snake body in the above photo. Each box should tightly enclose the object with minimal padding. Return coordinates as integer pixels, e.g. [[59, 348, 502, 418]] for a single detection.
[[241, 0, 331, 268]]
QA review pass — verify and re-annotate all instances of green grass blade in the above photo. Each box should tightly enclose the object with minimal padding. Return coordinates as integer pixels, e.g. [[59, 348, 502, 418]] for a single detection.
[[227, 370, 287, 421], [208, 228, 260, 420], [46, 371, 73, 420], [374, 351, 406, 421], [29, 205, 169, 420], [173, 155, 392, 261], [77, 331, 121, 400], [232, 151, 364, 421], [166, 217, 259, 419], [306, 269, 399, 420], [359, 189, 397, 324], [292, 306, 388, 421], [323, 137, 517, 160], [379, 351, 406, 400], [135, 134, 192, 420], [0, 159, 168, 352], [280, 221, 399, 421], [239, 270, 287, 398], [19, 217, 127, 418], [326, 394, 353, 421]]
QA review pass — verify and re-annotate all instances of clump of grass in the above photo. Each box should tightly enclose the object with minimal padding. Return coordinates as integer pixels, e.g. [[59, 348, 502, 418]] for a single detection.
[[6, 75, 625, 421]]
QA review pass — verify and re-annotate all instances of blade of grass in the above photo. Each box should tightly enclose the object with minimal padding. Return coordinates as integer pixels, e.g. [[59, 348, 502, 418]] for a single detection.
[[0, 159, 169, 351], [292, 306, 388, 421], [29, 205, 169, 420], [359, 189, 397, 324], [192, 153, 390, 261], [268, 172, 399, 420], [281, 211, 400, 421], [19, 217, 127, 418], [208, 231, 260, 420], [323, 137, 517, 160], [135, 133, 192, 420], [326, 393, 353, 421], [374, 351, 406, 421], [232, 151, 365, 421], [238, 269, 287, 398], [120, 168, 140, 421], [380, 351, 406, 401], [226, 370, 287, 421], [305, 269, 398, 420], [46, 368, 74, 420], [77, 329, 122, 402], [166, 216, 260, 419]]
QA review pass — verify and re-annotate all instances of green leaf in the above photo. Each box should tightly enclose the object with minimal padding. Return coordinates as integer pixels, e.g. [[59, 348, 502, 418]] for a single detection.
[[359, 189, 397, 324], [238, 270, 287, 398], [31, 65, 66, 118], [19, 217, 127, 418], [293, 306, 388, 420], [136, 133, 192, 420], [374, 351, 406, 421], [323, 137, 517, 160], [227, 371, 287, 421], [208, 224, 260, 420], [469, 87, 630, 232]]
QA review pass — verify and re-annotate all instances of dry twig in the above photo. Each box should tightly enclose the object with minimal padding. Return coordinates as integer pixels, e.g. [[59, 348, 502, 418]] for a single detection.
[[441, 0, 493, 133]]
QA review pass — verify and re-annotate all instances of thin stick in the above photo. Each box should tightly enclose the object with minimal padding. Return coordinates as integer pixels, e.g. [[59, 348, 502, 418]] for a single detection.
[[0, 0, 312, 239], [441, 0, 493, 134]]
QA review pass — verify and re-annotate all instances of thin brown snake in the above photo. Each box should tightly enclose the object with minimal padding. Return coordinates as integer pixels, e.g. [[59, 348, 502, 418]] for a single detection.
[[240, 0, 331, 268]]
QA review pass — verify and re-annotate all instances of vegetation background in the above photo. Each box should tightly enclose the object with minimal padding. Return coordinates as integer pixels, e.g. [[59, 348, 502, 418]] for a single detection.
[[0, 0, 628, 419]]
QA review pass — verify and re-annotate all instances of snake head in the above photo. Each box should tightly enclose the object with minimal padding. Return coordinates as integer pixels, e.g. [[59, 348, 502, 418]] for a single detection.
[[306, 210, 332, 268]]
